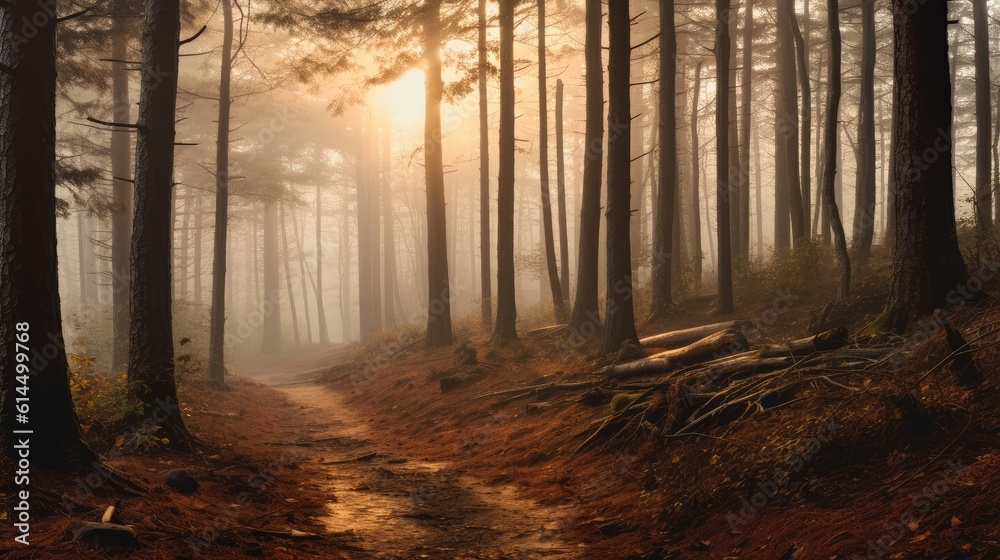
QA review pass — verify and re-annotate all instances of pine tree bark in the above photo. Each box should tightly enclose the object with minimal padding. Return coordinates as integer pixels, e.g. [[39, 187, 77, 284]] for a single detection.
[[537, 0, 566, 322], [423, 0, 453, 346], [357, 133, 376, 339], [382, 126, 399, 326], [973, 0, 992, 234], [691, 61, 704, 292], [494, 0, 518, 342], [128, 0, 192, 445], [567, 0, 604, 341], [315, 182, 331, 344], [884, 0, 971, 331], [111, 0, 133, 372], [853, 0, 877, 261], [478, 0, 492, 327], [716, 0, 734, 314], [0, 0, 96, 472], [774, 0, 803, 248], [600, 0, 641, 356], [823, 0, 851, 298], [207, 0, 234, 386], [791, 9, 811, 238], [650, 0, 677, 319], [280, 203, 300, 347], [738, 0, 753, 259], [556, 79, 570, 300]]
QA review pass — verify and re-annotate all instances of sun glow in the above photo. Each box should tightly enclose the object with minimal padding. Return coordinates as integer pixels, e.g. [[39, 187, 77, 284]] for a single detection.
[[378, 68, 426, 127]]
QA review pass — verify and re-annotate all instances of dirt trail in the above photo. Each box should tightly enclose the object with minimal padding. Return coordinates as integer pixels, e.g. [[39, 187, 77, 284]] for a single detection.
[[243, 352, 582, 559]]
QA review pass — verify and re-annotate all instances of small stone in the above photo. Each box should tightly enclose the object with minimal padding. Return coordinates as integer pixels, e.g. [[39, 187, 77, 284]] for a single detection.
[[164, 469, 199, 494]]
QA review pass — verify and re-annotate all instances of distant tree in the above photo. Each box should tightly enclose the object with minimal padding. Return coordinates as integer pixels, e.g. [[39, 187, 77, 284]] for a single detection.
[[207, 0, 235, 386], [494, 0, 518, 342], [883, 0, 970, 330], [823, 0, 850, 298], [567, 0, 604, 341], [478, 0, 492, 327], [791, 8, 811, 238], [649, 0, 677, 320], [536, 0, 566, 322], [716, 0, 734, 314], [738, 0, 753, 258], [852, 0, 876, 262], [556, 79, 570, 302], [973, 0, 992, 235], [261, 199, 282, 353], [0, 0, 96, 472], [690, 61, 704, 292], [599, 0, 640, 356], [775, 0, 804, 248], [128, 0, 193, 445]]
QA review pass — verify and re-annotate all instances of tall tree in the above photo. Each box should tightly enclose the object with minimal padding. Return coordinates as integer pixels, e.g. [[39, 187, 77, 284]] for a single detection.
[[478, 0, 492, 327], [973, 0, 992, 234], [791, 9, 811, 237], [315, 180, 331, 344], [280, 203, 300, 347], [0, 0, 96, 471], [884, 0, 971, 331], [823, 0, 850, 297], [775, 0, 804, 248], [853, 0, 877, 261], [128, 0, 192, 445], [600, 0, 640, 356], [738, 0, 754, 258], [207, 0, 234, 386], [556, 79, 570, 300], [423, 0, 453, 347], [716, 0, 734, 314], [261, 200, 282, 353], [110, 0, 133, 372], [357, 129, 377, 339], [537, 0, 566, 321], [650, 0, 677, 320], [382, 126, 400, 325], [567, 0, 604, 341], [494, 0, 518, 342], [691, 61, 704, 292]]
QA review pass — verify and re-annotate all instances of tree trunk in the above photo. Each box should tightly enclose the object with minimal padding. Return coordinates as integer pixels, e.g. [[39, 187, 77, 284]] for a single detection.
[[179, 190, 190, 301], [260, 200, 282, 354], [691, 61, 704, 292], [754, 126, 763, 257], [883, 0, 971, 331], [823, 0, 851, 298], [537, 0, 566, 322], [567, 0, 604, 341], [207, 0, 234, 385], [556, 79, 570, 300], [369, 132, 383, 332], [494, 0, 518, 342], [0, 0, 95, 471], [382, 126, 399, 326], [193, 194, 202, 305], [357, 133, 376, 339], [424, 0, 453, 347], [791, 9, 811, 238], [774, 0, 803, 249], [337, 200, 353, 341], [316, 183, 330, 344], [739, 0, 753, 259], [128, 0, 191, 446], [280, 203, 300, 347], [852, 0, 877, 262], [599, 0, 641, 356], [111, 0, 132, 372], [973, 0, 992, 235], [650, 0, 677, 320], [291, 206, 313, 344], [716, 0, 734, 314], [479, 0, 492, 327], [727, 8, 742, 263]]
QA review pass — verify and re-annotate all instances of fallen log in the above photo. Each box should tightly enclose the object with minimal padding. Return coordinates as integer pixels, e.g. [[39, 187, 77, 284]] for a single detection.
[[639, 320, 748, 349], [757, 327, 850, 358], [603, 329, 750, 380]]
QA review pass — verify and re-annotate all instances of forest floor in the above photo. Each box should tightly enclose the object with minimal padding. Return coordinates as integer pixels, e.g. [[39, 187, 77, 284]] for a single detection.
[[5, 253, 1000, 558]]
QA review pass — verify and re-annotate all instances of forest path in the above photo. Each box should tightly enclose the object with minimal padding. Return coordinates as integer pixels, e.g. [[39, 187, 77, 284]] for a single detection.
[[242, 349, 582, 559]]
